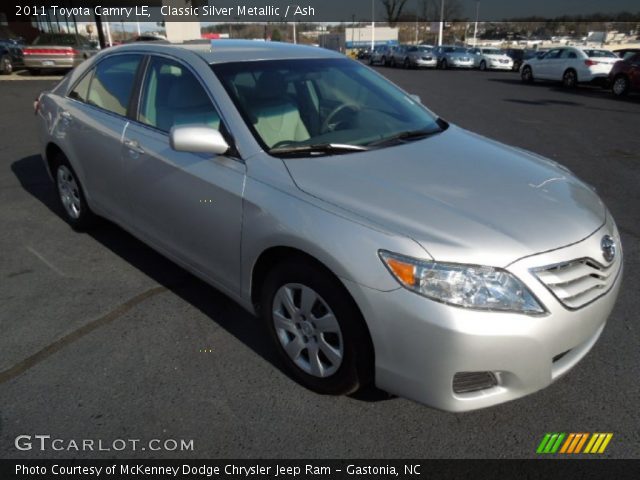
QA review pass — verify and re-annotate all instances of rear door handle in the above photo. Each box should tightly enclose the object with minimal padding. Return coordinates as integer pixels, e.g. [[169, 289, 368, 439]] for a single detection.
[[124, 139, 145, 155], [60, 110, 72, 124]]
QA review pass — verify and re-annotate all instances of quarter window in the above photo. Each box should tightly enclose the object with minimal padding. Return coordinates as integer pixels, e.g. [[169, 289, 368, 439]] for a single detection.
[[139, 56, 221, 133], [87, 54, 142, 116], [69, 69, 93, 103]]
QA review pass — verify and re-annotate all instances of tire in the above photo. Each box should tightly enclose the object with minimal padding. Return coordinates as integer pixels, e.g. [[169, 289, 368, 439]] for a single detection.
[[479, 60, 487, 71], [381, 56, 386, 66], [260, 259, 374, 395], [369, 57, 374, 65], [562, 69, 578, 88], [611, 75, 629, 97], [441, 59, 448, 70], [403, 58, 410, 69], [521, 65, 534, 83], [52, 153, 97, 231], [0, 54, 13, 75]]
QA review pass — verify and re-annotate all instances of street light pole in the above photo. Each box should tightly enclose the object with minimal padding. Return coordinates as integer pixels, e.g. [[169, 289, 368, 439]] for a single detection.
[[371, 0, 375, 51], [438, 0, 444, 46], [473, 0, 480, 47]]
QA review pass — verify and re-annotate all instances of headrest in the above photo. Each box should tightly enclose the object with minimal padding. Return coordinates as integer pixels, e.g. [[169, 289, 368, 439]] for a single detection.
[[254, 71, 287, 101]]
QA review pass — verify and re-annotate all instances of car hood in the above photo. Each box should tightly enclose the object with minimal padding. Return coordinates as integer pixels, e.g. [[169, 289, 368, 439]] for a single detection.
[[284, 126, 605, 267]]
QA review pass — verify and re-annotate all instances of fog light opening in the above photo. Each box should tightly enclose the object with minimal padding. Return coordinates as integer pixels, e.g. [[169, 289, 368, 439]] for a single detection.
[[453, 371, 498, 394]]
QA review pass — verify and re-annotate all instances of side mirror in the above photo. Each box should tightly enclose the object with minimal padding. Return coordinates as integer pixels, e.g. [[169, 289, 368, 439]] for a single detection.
[[169, 125, 230, 155]]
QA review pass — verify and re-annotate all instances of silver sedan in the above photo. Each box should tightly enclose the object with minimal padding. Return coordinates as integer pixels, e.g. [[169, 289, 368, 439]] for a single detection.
[[36, 41, 622, 411]]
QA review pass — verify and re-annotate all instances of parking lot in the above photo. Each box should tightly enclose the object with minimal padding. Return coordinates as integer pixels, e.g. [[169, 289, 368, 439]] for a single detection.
[[0, 66, 638, 459]]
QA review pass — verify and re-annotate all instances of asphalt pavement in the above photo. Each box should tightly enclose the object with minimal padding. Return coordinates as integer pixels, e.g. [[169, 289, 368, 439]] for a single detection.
[[0, 68, 638, 459]]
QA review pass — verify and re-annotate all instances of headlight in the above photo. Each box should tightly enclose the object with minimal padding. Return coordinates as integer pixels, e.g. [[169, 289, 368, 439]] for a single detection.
[[379, 251, 545, 314]]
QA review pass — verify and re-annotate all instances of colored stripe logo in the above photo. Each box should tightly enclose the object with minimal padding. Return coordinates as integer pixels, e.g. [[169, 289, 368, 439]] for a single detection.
[[537, 433, 613, 454]]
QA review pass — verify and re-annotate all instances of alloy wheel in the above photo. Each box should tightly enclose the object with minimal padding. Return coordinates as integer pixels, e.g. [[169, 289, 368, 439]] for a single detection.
[[272, 283, 344, 378], [563, 70, 577, 87], [57, 165, 82, 219], [1, 56, 12, 74], [612, 76, 629, 96]]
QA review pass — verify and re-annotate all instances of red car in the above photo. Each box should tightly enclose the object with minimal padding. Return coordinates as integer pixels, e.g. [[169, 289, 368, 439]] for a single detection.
[[609, 52, 640, 97]]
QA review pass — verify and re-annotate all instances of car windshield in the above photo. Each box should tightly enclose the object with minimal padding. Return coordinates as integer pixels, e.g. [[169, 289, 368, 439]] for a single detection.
[[583, 49, 617, 58], [212, 58, 443, 154], [482, 49, 501, 54], [33, 34, 78, 45], [443, 47, 467, 53]]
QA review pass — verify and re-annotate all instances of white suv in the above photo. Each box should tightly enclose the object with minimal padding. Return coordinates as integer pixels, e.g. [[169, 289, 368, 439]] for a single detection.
[[520, 47, 619, 87]]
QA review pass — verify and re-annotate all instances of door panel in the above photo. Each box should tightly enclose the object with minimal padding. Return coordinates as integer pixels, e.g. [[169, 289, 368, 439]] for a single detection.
[[123, 55, 245, 293]]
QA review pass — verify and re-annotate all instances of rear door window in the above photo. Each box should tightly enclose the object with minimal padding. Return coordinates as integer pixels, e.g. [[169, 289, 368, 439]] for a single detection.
[[138, 56, 221, 133], [87, 54, 143, 116]]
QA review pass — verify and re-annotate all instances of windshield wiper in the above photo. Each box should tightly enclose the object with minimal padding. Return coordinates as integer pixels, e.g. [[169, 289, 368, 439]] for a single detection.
[[269, 143, 369, 156], [367, 128, 443, 147]]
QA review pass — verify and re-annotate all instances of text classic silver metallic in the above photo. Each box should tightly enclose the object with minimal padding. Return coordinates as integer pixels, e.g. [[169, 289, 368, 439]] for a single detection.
[[36, 41, 622, 411]]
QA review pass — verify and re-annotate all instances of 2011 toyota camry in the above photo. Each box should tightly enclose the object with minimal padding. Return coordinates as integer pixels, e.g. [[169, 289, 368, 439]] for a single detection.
[[35, 41, 622, 411]]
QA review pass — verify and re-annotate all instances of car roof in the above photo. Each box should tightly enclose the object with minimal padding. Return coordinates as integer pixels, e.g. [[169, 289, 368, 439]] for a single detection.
[[108, 40, 344, 64]]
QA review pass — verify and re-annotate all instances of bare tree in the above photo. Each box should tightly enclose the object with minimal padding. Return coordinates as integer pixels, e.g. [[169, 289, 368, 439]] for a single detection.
[[421, 0, 463, 22], [381, 0, 409, 27]]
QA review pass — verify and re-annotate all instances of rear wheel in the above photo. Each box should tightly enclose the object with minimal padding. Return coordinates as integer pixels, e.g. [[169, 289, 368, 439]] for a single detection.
[[521, 65, 533, 83], [260, 259, 373, 395], [612, 75, 629, 97], [0, 55, 13, 75], [53, 154, 96, 231], [562, 69, 578, 88], [479, 60, 487, 71]]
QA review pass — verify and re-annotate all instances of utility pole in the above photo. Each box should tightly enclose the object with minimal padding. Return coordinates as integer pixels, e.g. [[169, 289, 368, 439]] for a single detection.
[[293, 21, 297, 44], [438, 0, 444, 46], [473, 1, 480, 47], [371, 0, 375, 51]]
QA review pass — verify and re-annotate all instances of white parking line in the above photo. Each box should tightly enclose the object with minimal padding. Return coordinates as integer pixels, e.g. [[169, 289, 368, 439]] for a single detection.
[[26, 246, 67, 277]]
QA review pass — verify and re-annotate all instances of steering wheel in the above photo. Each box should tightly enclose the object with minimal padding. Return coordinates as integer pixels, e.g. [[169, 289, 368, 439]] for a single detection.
[[321, 104, 360, 133]]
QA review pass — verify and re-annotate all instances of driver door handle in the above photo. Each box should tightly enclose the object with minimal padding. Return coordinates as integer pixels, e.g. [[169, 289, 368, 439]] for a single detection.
[[124, 139, 145, 155]]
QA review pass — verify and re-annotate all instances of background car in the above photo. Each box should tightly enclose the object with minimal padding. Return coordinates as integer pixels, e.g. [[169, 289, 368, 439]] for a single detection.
[[433, 46, 474, 69], [609, 52, 640, 96], [468, 47, 514, 71], [0, 38, 24, 75], [520, 47, 619, 87], [368, 45, 387, 65], [614, 48, 640, 60], [391, 44, 436, 69], [23, 33, 98, 75], [503, 48, 542, 71]]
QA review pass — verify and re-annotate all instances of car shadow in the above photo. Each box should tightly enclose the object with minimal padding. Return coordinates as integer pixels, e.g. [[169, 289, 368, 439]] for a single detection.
[[11, 154, 392, 403]]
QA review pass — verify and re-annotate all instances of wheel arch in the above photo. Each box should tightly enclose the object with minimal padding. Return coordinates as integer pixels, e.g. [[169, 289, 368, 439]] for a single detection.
[[250, 244, 376, 375]]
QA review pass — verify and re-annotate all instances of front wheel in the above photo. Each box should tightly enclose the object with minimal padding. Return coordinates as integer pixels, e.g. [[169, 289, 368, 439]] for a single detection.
[[521, 65, 533, 83], [479, 60, 487, 71], [53, 154, 97, 231], [612, 75, 629, 97], [0, 55, 13, 75], [260, 260, 373, 395]]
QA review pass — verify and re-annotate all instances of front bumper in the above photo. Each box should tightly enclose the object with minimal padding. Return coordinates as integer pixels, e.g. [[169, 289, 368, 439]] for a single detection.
[[489, 61, 513, 70], [413, 58, 437, 68], [345, 218, 622, 411], [449, 60, 474, 68]]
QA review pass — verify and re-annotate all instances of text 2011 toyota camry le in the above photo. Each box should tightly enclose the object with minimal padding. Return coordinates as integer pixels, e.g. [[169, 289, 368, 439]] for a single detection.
[[35, 41, 622, 411]]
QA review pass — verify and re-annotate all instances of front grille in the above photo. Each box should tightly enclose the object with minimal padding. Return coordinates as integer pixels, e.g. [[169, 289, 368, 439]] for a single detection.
[[534, 257, 619, 310], [453, 371, 498, 394]]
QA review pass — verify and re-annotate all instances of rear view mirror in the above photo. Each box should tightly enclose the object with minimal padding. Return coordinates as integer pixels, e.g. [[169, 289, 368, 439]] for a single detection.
[[170, 125, 230, 155]]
